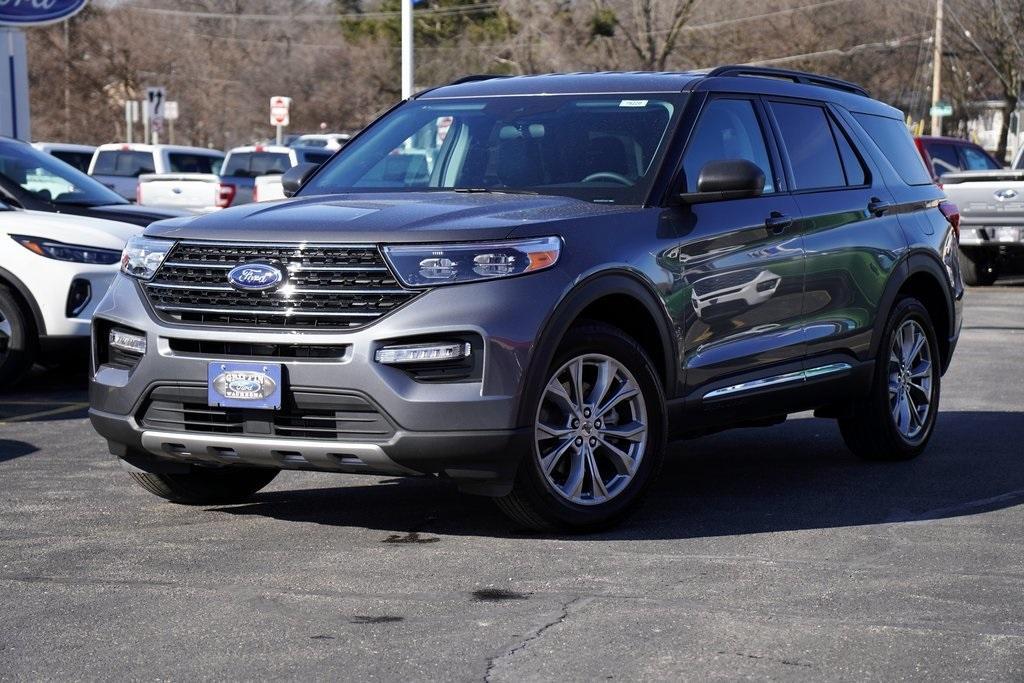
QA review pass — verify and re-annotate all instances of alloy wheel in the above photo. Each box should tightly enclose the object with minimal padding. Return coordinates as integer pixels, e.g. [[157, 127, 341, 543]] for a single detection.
[[888, 319, 933, 439], [0, 310, 11, 357], [535, 353, 648, 506]]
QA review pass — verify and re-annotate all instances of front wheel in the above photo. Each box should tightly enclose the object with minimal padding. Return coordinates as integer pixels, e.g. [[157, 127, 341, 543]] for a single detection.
[[495, 322, 666, 532], [128, 467, 279, 504], [839, 297, 941, 460], [0, 286, 37, 388]]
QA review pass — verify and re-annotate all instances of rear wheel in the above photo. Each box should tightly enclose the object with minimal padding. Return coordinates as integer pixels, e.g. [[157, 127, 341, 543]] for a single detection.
[[128, 467, 279, 504], [495, 322, 666, 532], [0, 286, 37, 389], [959, 250, 997, 286], [839, 297, 940, 460]]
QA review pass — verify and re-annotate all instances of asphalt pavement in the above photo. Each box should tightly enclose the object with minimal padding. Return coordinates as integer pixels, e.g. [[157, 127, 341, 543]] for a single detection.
[[1, 284, 1022, 681]]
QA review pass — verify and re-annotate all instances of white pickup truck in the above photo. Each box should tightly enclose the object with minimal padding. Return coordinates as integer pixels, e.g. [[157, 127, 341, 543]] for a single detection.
[[942, 168, 1024, 285], [136, 145, 332, 212], [88, 143, 225, 202]]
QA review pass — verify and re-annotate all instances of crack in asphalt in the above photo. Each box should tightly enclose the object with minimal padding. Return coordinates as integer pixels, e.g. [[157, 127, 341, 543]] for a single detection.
[[482, 595, 590, 682]]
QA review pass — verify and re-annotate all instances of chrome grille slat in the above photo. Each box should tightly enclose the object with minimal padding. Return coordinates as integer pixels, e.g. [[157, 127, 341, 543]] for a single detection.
[[145, 242, 417, 329]]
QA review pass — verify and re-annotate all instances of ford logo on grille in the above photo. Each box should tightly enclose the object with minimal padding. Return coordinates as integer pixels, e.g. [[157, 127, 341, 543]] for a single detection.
[[227, 262, 285, 291]]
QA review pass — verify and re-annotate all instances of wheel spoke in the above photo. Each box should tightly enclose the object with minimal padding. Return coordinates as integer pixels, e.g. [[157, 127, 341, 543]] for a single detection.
[[597, 436, 635, 476], [595, 381, 639, 419], [900, 323, 914, 361], [540, 437, 576, 475], [569, 358, 586, 409], [587, 359, 615, 408], [584, 445, 610, 501], [909, 359, 931, 379], [908, 329, 926, 363], [907, 380, 930, 405], [560, 448, 586, 499], [600, 420, 645, 442], [544, 377, 576, 415], [905, 392, 923, 428], [897, 393, 912, 432], [888, 378, 900, 397], [537, 420, 574, 440]]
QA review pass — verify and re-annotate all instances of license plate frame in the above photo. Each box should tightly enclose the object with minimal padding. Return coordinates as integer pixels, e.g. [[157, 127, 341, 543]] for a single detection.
[[208, 361, 283, 410]]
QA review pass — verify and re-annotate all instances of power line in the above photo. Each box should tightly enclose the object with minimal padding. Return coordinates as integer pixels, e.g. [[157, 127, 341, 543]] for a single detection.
[[125, 3, 502, 22], [742, 32, 929, 67]]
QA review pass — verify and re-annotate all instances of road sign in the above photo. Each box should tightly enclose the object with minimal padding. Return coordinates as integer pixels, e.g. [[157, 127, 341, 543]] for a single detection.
[[146, 87, 166, 134], [270, 96, 291, 127], [930, 102, 953, 118], [0, 0, 88, 27], [164, 101, 179, 121]]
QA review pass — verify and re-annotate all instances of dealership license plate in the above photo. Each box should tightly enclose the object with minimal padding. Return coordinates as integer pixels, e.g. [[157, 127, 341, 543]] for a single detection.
[[996, 227, 1022, 243], [208, 361, 282, 410]]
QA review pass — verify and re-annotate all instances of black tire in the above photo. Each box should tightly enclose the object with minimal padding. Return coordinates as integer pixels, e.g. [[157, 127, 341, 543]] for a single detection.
[[495, 322, 666, 532], [958, 250, 997, 286], [128, 467, 279, 504], [839, 297, 941, 461], [0, 285, 37, 389]]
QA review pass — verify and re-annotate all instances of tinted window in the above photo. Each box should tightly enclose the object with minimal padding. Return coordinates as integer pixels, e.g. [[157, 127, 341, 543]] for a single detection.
[[298, 150, 332, 165], [830, 119, 867, 185], [93, 150, 156, 177], [0, 142, 126, 205], [854, 114, 933, 185], [926, 143, 960, 177], [304, 94, 684, 205], [168, 153, 223, 174], [222, 152, 292, 177], [961, 145, 1000, 170], [51, 151, 93, 173], [770, 102, 845, 190], [682, 98, 774, 193]]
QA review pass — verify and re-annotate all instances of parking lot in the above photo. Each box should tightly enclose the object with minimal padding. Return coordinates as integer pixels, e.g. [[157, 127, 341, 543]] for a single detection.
[[0, 283, 1021, 680]]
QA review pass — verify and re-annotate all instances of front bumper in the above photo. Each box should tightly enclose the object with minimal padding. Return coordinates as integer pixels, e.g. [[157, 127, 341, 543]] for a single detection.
[[89, 270, 564, 495]]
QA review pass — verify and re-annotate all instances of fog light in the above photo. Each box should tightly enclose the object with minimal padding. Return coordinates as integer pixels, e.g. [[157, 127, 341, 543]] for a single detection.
[[375, 341, 471, 365], [109, 328, 147, 355]]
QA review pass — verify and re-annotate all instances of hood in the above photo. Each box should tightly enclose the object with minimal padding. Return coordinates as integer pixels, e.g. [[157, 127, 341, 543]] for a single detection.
[[145, 191, 630, 243], [0, 208, 142, 249]]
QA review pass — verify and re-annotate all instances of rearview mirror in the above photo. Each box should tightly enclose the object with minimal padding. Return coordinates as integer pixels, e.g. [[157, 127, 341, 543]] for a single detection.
[[281, 163, 319, 197], [679, 159, 765, 203]]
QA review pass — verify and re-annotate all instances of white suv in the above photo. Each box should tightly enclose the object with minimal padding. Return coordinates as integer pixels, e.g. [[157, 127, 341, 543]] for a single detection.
[[0, 200, 140, 384]]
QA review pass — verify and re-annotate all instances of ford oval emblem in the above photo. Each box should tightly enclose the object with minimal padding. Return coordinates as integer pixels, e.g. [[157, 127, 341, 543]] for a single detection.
[[227, 262, 285, 291], [0, 0, 88, 27], [212, 371, 277, 401], [994, 188, 1018, 201]]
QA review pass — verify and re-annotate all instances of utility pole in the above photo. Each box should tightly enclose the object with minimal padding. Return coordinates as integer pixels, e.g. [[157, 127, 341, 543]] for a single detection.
[[931, 0, 944, 136], [401, 0, 413, 99]]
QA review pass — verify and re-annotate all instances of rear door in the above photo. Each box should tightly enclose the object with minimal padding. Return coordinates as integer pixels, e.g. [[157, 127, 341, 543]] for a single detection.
[[90, 149, 156, 200], [669, 95, 806, 396], [767, 100, 907, 368]]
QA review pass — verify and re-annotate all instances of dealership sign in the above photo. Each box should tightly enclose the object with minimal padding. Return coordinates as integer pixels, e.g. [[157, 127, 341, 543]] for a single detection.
[[0, 0, 88, 27]]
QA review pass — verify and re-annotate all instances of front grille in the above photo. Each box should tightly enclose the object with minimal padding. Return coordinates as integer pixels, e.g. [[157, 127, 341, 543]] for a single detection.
[[139, 386, 395, 441], [145, 242, 418, 329], [168, 338, 349, 360]]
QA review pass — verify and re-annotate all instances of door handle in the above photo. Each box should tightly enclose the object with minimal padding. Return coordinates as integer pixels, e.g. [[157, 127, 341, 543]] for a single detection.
[[868, 197, 892, 216], [765, 211, 793, 234]]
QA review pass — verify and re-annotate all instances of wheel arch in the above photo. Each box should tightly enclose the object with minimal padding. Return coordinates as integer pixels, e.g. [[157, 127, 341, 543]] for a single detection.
[[0, 265, 45, 336], [516, 269, 677, 427], [872, 252, 955, 373]]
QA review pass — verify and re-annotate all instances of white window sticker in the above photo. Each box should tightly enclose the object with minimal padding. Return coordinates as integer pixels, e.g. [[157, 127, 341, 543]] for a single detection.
[[619, 99, 648, 108]]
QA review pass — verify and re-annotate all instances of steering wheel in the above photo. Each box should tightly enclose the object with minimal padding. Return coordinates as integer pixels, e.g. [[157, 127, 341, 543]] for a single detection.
[[580, 171, 633, 186]]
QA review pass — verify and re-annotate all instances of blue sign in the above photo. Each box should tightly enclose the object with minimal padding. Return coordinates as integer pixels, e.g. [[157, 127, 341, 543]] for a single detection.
[[0, 0, 88, 27], [227, 262, 286, 292]]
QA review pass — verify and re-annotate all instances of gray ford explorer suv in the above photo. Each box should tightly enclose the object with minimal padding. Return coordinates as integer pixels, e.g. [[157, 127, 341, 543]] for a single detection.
[[90, 68, 964, 531]]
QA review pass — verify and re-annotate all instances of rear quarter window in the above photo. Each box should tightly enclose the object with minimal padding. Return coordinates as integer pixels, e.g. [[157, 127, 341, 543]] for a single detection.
[[769, 101, 846, 190], [93, 150, 156, 177], [168, 153, 223, 174], [853, 114, 933, 185]]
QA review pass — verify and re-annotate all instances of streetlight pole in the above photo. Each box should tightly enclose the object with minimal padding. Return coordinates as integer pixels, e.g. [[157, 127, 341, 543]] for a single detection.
[[401, 0, 413, 99], [931, 0, 944, 136]]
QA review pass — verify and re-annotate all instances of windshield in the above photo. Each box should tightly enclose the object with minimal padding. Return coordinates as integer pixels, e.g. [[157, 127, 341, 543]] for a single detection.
[[0, 143, 127, 206], [302, 94, 685, 204]]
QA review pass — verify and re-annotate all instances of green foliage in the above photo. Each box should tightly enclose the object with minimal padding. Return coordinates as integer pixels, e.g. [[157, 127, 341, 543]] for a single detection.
[[338, 0, 515, 46]]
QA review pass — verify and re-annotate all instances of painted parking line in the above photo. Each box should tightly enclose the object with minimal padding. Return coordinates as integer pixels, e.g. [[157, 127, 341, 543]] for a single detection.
[[0, 402, 90, 425]]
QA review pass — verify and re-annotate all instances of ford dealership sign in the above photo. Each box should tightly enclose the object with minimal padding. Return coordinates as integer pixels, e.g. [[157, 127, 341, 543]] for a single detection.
[[0, 0, 88, 27]]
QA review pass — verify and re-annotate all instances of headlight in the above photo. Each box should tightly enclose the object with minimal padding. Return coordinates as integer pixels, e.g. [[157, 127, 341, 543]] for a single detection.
[[11, 235, 121, 265], [120, 235, 175, 280], [382, 236, 561, 287]]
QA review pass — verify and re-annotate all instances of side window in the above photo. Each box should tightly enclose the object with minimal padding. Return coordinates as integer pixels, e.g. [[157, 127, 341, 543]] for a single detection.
[[682, 98, 775, 193], [926, 143, 960, 177], [961, 145, 1000, 171], [769, 101, 845, 190], [829, 118, 868, 186], [93, 151, 154, 177], [853, 113, 933, 185]]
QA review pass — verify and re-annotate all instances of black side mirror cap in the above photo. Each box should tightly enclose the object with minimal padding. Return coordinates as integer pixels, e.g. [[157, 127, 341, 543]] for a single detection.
[[281, 162, 319, 197], [679, 159, 765, 203]]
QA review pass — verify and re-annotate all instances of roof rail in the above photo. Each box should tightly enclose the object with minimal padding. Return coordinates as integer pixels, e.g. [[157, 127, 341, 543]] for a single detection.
[[704, 65, 869, 98], [446, 74, 510, 86]]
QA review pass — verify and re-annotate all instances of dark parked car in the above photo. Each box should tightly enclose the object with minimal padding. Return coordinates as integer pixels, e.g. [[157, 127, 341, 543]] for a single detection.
[[914, 135, 1002, 182], [0, 137, 187, 227], [90, 68, 963, 531]]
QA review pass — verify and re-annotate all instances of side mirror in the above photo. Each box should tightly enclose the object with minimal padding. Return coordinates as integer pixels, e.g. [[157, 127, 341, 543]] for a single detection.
[[680, 159, 765, 203], [281, 162, 319, 198]]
